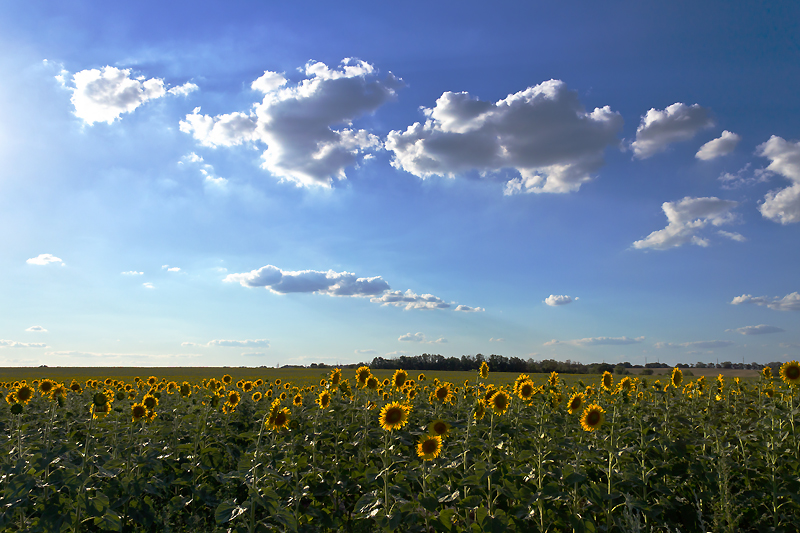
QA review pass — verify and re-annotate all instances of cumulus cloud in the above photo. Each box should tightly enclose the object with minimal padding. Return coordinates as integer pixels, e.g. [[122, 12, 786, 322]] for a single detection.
[[756, 136, 800, 224], [545, 336, 644, 346], [162, 265, 181, 272], [630, 103, 714, 159], [696, 130, 741, 160], [25, 326, 47, 332], [0, 340, 48, 348], [180, 58, 402, 187], [717, 164, 771, 190], [224, 264, 476, 311], [544, 295, 577, 306], [122, 271, 144, 275], [717, 230, 746, 242], [727, 324, 785, 335], [142, 282, 155, 289], [27, 254, 63, 265], [386, 79, 622, 194], [656, 340, 734, 349], [455, 304, 485, 312], [65, 65, 197, 125], [632, 196, 739, 250], [397, 332, 447, 344], [731, 292, 800, 311]]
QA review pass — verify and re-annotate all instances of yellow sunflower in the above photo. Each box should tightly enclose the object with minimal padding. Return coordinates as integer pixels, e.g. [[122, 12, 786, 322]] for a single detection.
[[38, 379, 56, 397], [147, 376, 157, 386], [516, 380, 536, 401], [418, 373, 426, 382], [266, 407, 291, 431], [489, 390, 511, 415], [474, 402, 486, 423], [356, 366, 372, 387], [780, 361, 800, 386], [329, 368, 342, 386], [222, 374, 233, 385], [142, 394, 158, 411], [428, 419, 451, 438], [547, 372, 559, 389], [180, 382, 192, 397], [378, 401, 410, 431], [479, 361, 489, 379], [432, 382, 453, 404], [252, 391, 263, 402], [601, 371, 613, 392], [15, 385, 34, 404], [580, 404, 605, 432], [131, 403, 147, 422], [226, 390, 241, 408], [417, 435, 443, 461], [567, 392, 585, 415], [293, 394, 303, 406], [316, 390, 331, 409], [671, 367, 683, 388], [762, 366, 773, 380], [392, 369, 408, 389]]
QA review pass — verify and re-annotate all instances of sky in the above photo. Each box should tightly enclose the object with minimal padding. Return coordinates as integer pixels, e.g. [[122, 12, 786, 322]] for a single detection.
[[1, 0, 799, 368]]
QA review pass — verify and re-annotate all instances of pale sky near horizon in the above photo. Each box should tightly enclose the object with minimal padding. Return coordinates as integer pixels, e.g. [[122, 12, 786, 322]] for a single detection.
[[1, 1, 799, 367]]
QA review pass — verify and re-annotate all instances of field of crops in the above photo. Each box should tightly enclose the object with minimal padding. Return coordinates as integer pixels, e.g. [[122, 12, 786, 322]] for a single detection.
[[2, 363, 800, 532]]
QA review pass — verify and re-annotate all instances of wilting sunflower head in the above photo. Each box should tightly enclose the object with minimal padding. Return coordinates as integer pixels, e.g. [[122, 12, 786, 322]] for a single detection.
[[602, 371, 613, 391], [417, 435, 443, 461], [392, 369, 408, 389], [479, 362, 489, 379], [671, 367, 683, 388], [379, 401, 410, 431], [580, 404, 605, 432], [780, 361, 800, 386], [490, 390, 511, 415], [428, 419, 451, 438]]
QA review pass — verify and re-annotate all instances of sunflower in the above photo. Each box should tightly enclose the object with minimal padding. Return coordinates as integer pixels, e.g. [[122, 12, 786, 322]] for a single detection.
[[671, 367, 683, 388], [70, 380, 83, 394], [356, 366, 372, 387], [180, 382, 192, 397], [418, 373, 426, 382], [242, 381, 254, 392], [407, 388, 417, 400], [762, 366, 773, 380], [92, 403, 110, 419], [479, 362, 489, 379], [428, 419, 451, 438], [567, 392, 585, 415], [131, 403, 147, 422], [392, 369, 408, 389], [489, 390, 511, 415], [780, 361, 800, 386], [329, 368, 342, 386], [142, 394, 158, 411], [619, 377, 633, 395], [516, 380, 536, 401], [255, 379, 264, 387], [580, 404, 605, 432], [316, 390, 331, 409], [253, 391, 263, 402], [280, 392, 287, 401], [547, 372, 559, 389], [266, 389, 273, 398], [432, 382, 453, 404], [601, 371, 613, 392], [266, 407, 291, 431], [226, 390, 241, 408], [15, 385, 34, 404], [482, 385, 497, 404], [147, 376, 157, 386], [416, 435, 443, 461], [39, 379, 55, 397], [222, 374, 233, 385], [293, 394, 303, 407], [379, 401, 410, 431]]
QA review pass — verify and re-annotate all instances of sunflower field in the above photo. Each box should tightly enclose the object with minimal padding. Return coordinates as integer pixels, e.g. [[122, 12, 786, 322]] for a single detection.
[[1, 362, 800, 532]]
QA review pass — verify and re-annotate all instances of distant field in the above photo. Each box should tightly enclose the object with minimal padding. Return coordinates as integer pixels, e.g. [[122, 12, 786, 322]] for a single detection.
[[0, 365, 757, 386]]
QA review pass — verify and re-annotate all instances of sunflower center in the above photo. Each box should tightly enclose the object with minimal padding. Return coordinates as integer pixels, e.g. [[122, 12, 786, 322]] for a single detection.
[[385, 408, 402, 424], [587, 412, 601, 425], [422, 440, 438, 454], [433, 422, 446, 434], [787, 367, 800, 380]]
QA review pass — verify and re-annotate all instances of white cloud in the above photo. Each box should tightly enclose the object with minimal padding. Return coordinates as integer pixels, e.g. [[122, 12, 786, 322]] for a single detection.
[[225, 264, 475, 311], [717, 230, 746, 242], [0, 340, 48, 348], [489, 337, 505, 342], [183, 339, 270, 348], [727, 324, 785, 335], [731, 292, 800, 311], [386, 79, 622, 194], [399, 332, 425, 342], [355, 349, 377, 355], [43, 351, 201, 360], [455, 304, 485, 312], [717, 164, 771, 190], [656, 340, 734, 349], [142, 282, 155, 289], [180, 58, 403, 187], [242, 352, 268, 357], [632, 196, 739, 250], [66, 66, 197, 125], [630, 103, 714, 159], [371, 290, 451, 310], [122, 271, 144, 275], [162, 265, 181, 272], [25, 326, 47, 332], [756, 136, 800, 224], [27, 253, 63, 265], [180, 152, 228, 188], [545, 336, 644, 346], [696, 130, 741, 160], [544, 294, 577, 306]]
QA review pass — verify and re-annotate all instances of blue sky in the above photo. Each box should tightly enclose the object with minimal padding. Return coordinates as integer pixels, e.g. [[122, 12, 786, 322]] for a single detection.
[[1, 0, 799, 367]]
